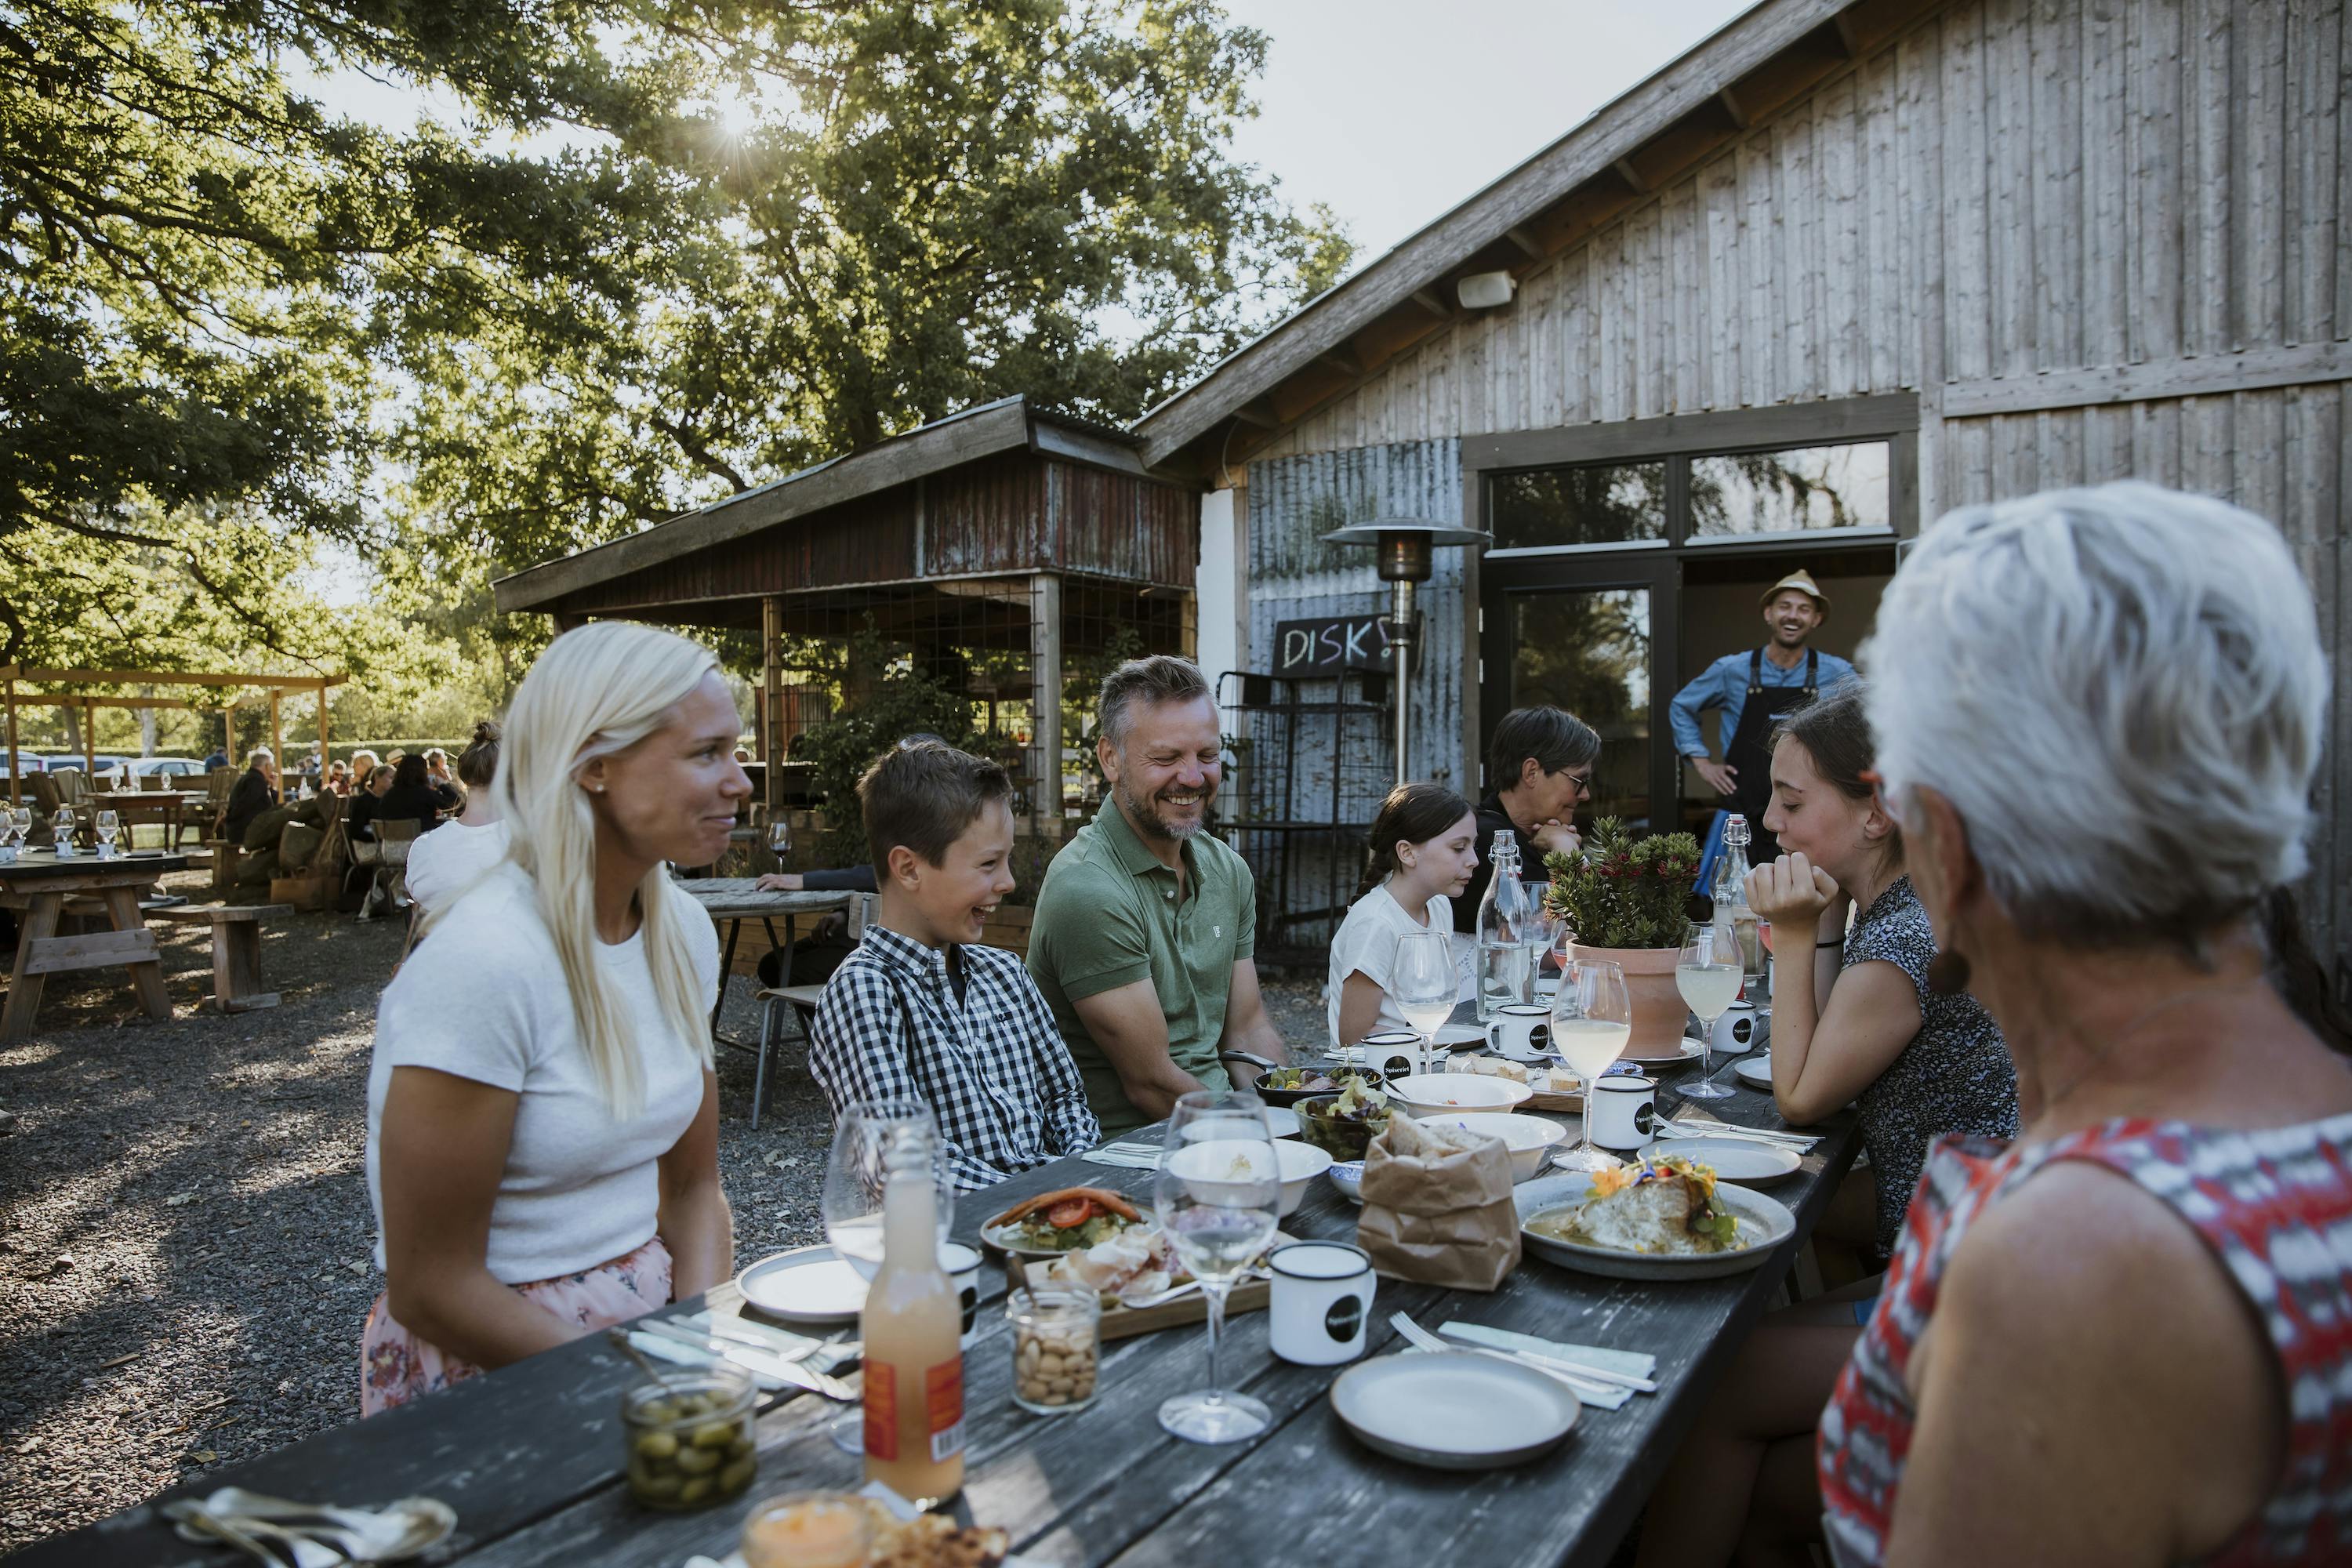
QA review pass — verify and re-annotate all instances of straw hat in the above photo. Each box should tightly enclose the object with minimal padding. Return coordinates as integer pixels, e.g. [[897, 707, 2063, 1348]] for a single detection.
[[1759, 569, 1830, 617]]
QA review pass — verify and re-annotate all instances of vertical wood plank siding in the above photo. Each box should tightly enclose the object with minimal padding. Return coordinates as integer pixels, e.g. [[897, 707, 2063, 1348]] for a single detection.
[[1239, 0, 2350, 948]]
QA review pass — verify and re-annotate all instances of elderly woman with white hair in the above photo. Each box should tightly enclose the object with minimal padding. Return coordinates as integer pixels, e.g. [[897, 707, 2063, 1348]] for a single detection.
[[358, 624, 746, 1413]]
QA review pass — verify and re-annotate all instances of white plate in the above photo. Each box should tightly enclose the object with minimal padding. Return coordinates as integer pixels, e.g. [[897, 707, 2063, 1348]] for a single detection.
[[735, 1246, 868, 1323], [1330, 1350, 1580, 1469], [1265, 1105, 1301, 1139], [1621, 1035, 1707, 1067], [1734, 1053, 1773, 1089], [1513, 1171, 1798, 1280], [1435, 1022, 1487, 1049], [1638, 1134, 1802, 1185]]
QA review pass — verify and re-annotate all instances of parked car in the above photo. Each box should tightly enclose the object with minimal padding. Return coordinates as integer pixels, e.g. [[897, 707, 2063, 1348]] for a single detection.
[[110, 757, 206, 786], [4, 750, 45, 775]]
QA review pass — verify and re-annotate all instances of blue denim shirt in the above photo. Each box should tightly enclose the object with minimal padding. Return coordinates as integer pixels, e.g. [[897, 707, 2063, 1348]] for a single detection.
[[1669, 648, 1857, 758]]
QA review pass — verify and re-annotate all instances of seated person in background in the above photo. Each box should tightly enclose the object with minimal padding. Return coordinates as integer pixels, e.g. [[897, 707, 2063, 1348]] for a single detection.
[[325, 760, 350, 797], [423, 748, 454, 790], [809, 742, 1099, 1192], [348, 749, 382, 795], [223, 747, 280, 844], [377, 751, 459, 837], [1327, 782, 1477, 1050], [1028, 655, 1288, 1136], [405, 720, 507, 916], [1454, 707, 1597, 932], [202, 746, 229, 772]]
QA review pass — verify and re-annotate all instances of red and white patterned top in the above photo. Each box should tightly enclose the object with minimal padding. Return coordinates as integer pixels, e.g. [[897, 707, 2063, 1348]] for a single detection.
[[1819, 1115, 2352, 1566]]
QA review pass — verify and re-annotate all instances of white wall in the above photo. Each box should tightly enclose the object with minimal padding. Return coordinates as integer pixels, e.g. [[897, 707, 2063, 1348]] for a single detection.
[[1196, 487, 1243, 710]]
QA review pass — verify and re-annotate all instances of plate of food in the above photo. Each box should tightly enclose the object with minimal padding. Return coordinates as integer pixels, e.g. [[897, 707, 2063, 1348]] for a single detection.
[[1515, 1155, 1796, 1280], [979, 1186, 1145, 1258], [1297, 1075, 1395, 1162], [1252, 1065, 1386, 1108]]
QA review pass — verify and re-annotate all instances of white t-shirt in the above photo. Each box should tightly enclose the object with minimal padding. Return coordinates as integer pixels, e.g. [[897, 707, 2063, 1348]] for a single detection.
[[1324, 883, 1455, 1048], [367, 863, 720, 1283], [402, 818, 511, 914]]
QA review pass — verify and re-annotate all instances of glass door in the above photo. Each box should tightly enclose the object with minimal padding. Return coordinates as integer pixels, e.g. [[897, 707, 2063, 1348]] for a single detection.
[[1479, 557, 1677, 833]]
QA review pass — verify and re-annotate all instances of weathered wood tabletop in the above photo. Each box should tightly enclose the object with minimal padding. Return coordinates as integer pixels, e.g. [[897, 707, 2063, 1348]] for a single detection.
[[13, 1036, 1857, 1568]]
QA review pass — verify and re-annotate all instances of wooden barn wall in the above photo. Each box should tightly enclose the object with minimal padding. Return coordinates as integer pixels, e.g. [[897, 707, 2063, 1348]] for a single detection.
[[1240, 0, 2350, 947], [556, 485, 921, 615]]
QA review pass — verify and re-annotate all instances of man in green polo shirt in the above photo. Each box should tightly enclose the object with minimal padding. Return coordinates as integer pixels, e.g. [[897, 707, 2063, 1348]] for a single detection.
[[1028, 655, 1291, 1135]]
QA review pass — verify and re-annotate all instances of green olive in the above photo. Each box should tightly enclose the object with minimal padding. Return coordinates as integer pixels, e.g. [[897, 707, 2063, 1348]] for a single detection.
[[717, 1456, 757, 1494], [689, 1420, 735, 1450], [637, 1399, 677, 1425], [633, 1429, 680, 1461], [728, 1433, 755, 1459], [633, 1469, 684, 1501], [672, 1445, 719, 1475], [677, 1475, 713, 1506]]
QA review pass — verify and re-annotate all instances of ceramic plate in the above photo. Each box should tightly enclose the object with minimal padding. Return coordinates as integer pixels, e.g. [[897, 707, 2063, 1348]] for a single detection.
[[1733, 1053, 1773, 1089], [1621, 1034, 1707, 1066], [1330, 1351, 1579, 1469], [1513, 1171, 1797, 1281], [1435, 1022, 1487, 1050], [736, 1246, 868, 1324], [1637, 1134, 1802, 1185], [1265, 1105, 1301, 1139]]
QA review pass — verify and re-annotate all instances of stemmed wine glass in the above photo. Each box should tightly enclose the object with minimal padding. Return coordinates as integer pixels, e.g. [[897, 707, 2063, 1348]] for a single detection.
[[821, 1098, 955, 1454], [1154, 1090, 1280, 1444], [1390, 930, 1457, 1077], [51, 805, 74, 855], [768, 818, 792, 859], [1677, 920, 1741, 1101], [1549, 959, 1632, 1172], [94, 808, 120, 858], [9, 808, 30, 857]]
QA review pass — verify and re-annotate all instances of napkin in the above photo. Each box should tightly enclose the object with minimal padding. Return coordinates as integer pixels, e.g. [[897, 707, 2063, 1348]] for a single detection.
[[1438, 1320, 1657, 1381]]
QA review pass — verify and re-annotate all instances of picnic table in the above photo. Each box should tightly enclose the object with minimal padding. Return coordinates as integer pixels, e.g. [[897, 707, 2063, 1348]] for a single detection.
[[0, 849, 187, 1040], [96, 789, 193, 851], [678, 877, 855, 1040], [14, 1033, 1859, 1568]]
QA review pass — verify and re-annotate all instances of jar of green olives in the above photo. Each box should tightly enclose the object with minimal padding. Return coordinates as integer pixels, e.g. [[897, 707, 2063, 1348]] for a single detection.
[[622, 1364, 758, 1511]]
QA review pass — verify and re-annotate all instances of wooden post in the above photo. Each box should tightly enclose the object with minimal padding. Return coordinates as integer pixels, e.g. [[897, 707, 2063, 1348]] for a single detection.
[[317, 680, 330, 781], [222, 706, 234, 762], [268, 689, 282, 772], [762, 596, 782, 817], [5, 671, 16, 806], [82, 700, 95, 774], [1029, 574, 1063, 821]]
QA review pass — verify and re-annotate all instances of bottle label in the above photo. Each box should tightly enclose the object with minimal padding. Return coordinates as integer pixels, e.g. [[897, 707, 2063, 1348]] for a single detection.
[[926, 1360, 965, 1463], [863, 1361, 897, 1461]]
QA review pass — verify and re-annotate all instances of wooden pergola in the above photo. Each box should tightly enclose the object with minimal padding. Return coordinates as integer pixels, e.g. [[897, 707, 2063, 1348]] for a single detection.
[[2, 666, 350, 803]]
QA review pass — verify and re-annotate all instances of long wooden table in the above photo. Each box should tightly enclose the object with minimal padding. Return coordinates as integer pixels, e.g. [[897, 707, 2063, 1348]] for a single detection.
[[678, 877, 856, 1036], [0, 850, 187, 1040], [12, 1047, 1858, 1567]]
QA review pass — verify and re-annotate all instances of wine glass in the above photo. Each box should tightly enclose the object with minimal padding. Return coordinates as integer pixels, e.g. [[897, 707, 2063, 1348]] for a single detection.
[[51, 805, 74, 855], [1154, 1090, 1279, 1444], [9, 808, 30, 855], [1390, 930, 1457, 1077], [94, 809, 120, 858], [821, 1098, 954, 1454], [768, 818, 792, 858], [1677, 921, 1741, 1102], [1550, 959, 1632, 1172]]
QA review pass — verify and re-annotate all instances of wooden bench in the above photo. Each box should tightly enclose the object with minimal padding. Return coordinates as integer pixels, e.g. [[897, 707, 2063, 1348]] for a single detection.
[[154, 903, 291, 1013], [203, 839, 240, 893]]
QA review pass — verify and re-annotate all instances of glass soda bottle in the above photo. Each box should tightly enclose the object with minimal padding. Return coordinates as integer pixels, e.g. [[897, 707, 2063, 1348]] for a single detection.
[[1713, 815, 1764, 992], [861, 1123, 964, 1507], [1475, 830, 1532, 1021]]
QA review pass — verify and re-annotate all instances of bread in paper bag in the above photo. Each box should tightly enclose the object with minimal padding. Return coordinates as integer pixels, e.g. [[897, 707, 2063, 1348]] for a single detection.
[[1354, 1110, 1522, 1290]]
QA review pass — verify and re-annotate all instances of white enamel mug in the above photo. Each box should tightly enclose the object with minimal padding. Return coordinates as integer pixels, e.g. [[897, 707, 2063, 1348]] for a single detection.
[[1486, 1003, 1551, 1062], [1359, 1029, 1423, 1081], [1710, 1002, 1759, 1057], [1589, 1073, 1661, 1151], [1267, 1240, 1375, 1366]]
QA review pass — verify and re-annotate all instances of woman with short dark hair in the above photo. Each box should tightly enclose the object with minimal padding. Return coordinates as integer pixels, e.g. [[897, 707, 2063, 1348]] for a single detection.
[[1454, 706, 1599, 934]]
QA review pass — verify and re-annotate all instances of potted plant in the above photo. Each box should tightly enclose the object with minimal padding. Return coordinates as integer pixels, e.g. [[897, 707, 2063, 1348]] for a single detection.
[[1544, 818, 1703, 1062]]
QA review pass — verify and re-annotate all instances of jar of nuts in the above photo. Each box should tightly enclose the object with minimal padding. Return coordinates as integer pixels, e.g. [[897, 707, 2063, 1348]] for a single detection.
[[1008, 1285, 1100, 1415], [621, 1363, 758, 1511]]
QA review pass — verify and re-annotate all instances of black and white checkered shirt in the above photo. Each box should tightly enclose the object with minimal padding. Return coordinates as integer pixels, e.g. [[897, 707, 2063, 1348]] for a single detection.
[[809, 924, 1102, 1192]]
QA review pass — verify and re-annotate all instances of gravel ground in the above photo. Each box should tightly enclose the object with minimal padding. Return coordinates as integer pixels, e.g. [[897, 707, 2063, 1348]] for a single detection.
[[0, 875, 1328, 1553]]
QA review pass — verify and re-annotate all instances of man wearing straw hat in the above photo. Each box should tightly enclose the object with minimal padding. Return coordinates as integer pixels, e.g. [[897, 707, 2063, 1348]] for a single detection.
[[1668, 568, 1854, 862]]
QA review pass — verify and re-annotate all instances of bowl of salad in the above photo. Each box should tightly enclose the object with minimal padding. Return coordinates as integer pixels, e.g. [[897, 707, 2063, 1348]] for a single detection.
[[1296, 1076, 1393, 1163], [1250, 1065, 1387, 1109]]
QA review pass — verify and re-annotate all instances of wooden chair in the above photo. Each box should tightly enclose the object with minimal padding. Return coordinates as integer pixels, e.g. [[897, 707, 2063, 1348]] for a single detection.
[[201, 769, 241, 889], [154, 904, 292, 1012], [268, 793, 349, 912], [746, 891, 876, 1129]]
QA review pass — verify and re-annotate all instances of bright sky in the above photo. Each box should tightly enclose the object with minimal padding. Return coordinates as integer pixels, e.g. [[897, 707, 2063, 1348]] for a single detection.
[[1223, 0, 1757, 264]]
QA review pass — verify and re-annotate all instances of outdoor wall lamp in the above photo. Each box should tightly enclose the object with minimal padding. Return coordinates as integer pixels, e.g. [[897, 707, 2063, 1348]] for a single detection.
[[1320, 517, 1490, 786]]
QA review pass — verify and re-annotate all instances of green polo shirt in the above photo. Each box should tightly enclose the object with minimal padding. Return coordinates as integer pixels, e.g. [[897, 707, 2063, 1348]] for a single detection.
[[1027, 801, 1257, 1135]]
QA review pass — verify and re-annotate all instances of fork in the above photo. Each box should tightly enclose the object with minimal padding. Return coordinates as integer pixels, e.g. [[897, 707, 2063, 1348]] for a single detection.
[[1388, 1312, 1619, 1403]]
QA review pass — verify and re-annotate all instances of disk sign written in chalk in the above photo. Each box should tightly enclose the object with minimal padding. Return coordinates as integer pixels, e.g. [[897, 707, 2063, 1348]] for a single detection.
[[1274, 614, 1395, 675]]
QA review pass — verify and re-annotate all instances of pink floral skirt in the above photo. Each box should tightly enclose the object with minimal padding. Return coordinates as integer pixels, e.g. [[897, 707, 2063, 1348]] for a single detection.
[[360, 1236, 673, 1416]]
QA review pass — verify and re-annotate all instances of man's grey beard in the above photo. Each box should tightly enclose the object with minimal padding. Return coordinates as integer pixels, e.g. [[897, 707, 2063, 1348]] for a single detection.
[[1115, 776, 1211, 842]]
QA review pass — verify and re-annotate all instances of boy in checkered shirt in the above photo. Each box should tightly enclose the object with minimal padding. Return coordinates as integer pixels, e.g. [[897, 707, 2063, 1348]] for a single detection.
[[808, 742, 1100, 1190]]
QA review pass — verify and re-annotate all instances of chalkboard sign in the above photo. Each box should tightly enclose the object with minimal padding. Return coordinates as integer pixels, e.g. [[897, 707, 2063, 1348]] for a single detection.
[[1273, 614, 1394, 673]]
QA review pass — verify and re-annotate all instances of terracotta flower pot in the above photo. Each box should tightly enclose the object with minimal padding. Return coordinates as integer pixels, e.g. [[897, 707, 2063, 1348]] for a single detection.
[[1566, 942, 1688, 1063]]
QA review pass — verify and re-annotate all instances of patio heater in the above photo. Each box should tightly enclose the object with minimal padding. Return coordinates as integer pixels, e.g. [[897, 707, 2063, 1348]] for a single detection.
[[1320, 517, 1490, 786]]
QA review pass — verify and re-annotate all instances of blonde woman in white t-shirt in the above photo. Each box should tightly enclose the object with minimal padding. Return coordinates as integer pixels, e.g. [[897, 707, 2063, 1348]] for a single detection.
[[361, 623, 746, 1414], [1327, 782, 1479, 1050]]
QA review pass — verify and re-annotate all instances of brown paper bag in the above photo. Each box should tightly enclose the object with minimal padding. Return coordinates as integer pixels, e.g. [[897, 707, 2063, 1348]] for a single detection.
[[1354, 1112, 1522, 1290]]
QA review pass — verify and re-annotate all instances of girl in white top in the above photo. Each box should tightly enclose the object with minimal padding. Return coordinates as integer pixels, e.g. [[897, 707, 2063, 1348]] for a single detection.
[[402, 718, 510, 915], [1327, 782, 1479, 1049], [361, 623, 746, 1414]]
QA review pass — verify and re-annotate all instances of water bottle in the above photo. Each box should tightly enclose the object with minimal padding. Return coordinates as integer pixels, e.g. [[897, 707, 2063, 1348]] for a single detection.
[[1475, 831, 1533, 1022], [1713, 815, 1763, 993]]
